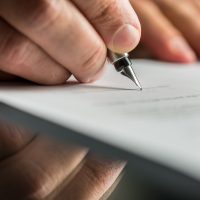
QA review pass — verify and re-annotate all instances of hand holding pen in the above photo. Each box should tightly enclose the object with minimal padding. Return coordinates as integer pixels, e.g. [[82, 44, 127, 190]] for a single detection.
[[0, 0, 141, 85], [0, 1, 142, 198], [108, 51, 142, 90]]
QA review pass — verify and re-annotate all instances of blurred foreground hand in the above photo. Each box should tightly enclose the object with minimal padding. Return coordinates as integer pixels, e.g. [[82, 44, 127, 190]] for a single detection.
[[0, 121, 125, 200], [131, 0, 200, 63]]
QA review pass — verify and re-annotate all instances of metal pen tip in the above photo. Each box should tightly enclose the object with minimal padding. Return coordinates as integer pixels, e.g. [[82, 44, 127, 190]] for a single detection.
[[139, 86, 143, 91], [109, 51, 142, 90], [137, 83, 142, 91], [121, 64, 142, 90]]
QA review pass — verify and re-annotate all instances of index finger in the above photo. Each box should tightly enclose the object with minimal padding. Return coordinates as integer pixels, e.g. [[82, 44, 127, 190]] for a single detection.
[[0, 0, 106, 83]]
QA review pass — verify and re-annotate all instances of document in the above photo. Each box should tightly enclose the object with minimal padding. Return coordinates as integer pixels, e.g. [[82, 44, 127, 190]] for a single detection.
[[1, 59, 200, 181]]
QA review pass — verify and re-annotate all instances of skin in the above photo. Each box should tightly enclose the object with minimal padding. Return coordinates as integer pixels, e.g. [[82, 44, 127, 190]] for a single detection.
[[2, 0, 200, 199], [0, 0, 141, 84], [0, 121, 125, 200], [131, 0, 200, 63], [0, 0, 140, 199]]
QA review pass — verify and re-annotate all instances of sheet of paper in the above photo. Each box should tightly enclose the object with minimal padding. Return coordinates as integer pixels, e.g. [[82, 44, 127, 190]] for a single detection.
[[1, 59, 200, 180]]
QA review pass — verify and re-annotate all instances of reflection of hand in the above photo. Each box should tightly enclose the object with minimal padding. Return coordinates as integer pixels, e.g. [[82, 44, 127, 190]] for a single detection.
[[0, 0, 141, 84], [0, 122, 125, 199], [131, 0, 199, 63]]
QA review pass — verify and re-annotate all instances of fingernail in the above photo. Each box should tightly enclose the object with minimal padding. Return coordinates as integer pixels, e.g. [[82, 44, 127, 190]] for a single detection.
[[110, 24, 140, 53], [169, 37, 197, 62]]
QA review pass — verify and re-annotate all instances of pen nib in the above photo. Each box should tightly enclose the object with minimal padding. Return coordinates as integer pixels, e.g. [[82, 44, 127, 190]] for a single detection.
[[121, 65, 142, 90]]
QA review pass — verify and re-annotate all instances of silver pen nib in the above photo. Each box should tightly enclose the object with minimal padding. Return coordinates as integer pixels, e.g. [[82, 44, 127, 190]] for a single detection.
[[121, 64, 142, 90], [108, 52, 142, 90]]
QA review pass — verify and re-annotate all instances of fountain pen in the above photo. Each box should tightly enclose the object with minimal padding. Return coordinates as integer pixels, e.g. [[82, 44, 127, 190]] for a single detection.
[[108, 51, 142, 90]]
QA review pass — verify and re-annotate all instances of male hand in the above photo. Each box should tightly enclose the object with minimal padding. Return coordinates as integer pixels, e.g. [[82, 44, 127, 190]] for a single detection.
[[0, 0, 141, 84], [0, 121, 125, 199], [131, 0, 199, 63]]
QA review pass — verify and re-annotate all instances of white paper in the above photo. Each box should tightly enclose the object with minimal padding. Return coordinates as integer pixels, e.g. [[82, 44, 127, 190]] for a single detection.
[[1, 59, 200, 180]]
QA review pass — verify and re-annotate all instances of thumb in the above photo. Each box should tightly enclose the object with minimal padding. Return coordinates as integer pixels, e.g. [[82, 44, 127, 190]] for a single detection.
[[72, 0, 141, 53]]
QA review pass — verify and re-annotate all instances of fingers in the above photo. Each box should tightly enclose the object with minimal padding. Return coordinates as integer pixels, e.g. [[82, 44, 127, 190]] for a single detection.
[[0, 19, 70, 85], [154, 0, 200, 57], [0, 0, 106, 83], [0, 122, 125, 200], [0, 121, 35, 160], [0, 132, 88, 199], [56, 155, 125, 200], [132, 0, 196, 63], [72, 0, 141, 53]]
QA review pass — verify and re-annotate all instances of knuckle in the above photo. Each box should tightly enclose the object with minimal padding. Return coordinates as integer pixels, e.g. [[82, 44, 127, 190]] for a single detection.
[[91, 0, 123, 25], [78, 44, 106, 82], [0, 122, 33, 159], [0, 151, 53, 200], [0, 31, 31, 71], [13, 162, 53, 200], [20, 0, 65, 32]]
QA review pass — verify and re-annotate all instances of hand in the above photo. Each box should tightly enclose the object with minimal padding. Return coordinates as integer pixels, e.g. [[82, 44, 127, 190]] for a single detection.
[[0, 121, 125, 199], [131, 0, 199, 63], [0, 0, 141, 84]]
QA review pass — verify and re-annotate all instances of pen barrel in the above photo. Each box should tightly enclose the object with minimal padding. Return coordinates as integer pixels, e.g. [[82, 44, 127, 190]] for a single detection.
[[108, 51, 132, 72], [114, 57, 132, 72], [108, 52, 129, 63]]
